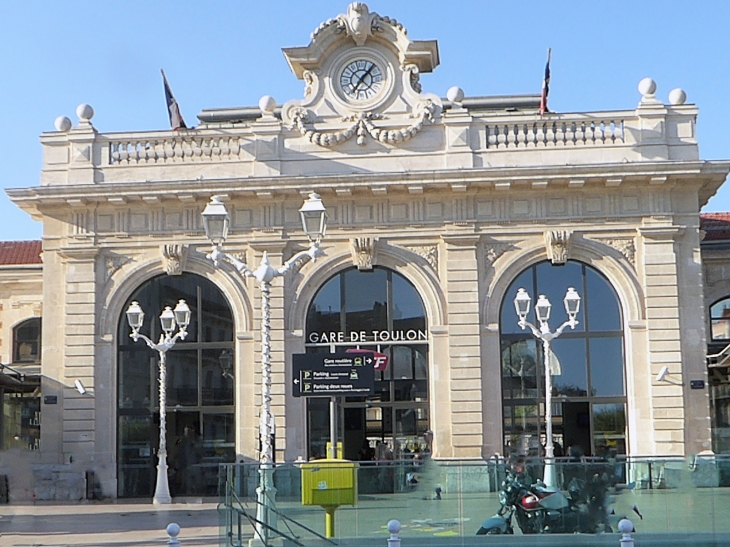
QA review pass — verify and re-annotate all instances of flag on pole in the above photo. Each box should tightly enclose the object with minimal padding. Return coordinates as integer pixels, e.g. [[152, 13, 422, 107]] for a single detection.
[[539, 48, 551, 116], [161, 69, 187, 130]]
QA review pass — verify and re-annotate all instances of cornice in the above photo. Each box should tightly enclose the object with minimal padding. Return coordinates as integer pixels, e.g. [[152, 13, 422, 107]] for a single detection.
[[7, 160, 728, 208]]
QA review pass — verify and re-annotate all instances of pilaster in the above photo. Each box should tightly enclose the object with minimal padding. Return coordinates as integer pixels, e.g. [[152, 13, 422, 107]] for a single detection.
[[58, 247, 99, 464], [442, 233, 483, 458]]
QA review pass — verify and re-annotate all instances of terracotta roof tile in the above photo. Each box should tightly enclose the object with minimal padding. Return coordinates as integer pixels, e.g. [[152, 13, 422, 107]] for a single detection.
[[0, 241, 42, 265]]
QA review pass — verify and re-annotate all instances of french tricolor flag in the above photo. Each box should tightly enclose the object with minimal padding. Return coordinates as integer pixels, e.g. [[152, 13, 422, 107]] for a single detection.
[[161, 69, 187, 130], [539, 48, 551, 116]]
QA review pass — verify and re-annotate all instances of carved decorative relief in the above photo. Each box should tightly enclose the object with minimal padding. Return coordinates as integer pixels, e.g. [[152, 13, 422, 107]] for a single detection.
[[303, 70, 316, 98], [600, 238, 636, 267], [292, 100, 437, 147], [311, 3, 404, 44], [161, 244, 189, 276], [404, 64, 422, 93], [405, 244, 438, 272], [544, 230, 573, 265], [105, 256, 132, 279], [351, 238, 378, 270], [485, 243, 512, 266]]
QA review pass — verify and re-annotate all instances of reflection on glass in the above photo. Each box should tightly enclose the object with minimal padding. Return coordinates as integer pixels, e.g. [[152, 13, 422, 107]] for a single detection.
[[500, 260, 626, 457], [502, 340, 538, 398], [118, 415, 153, 498], [13, 318, 41, 363], [592, 403, 626, 456], [551, 338, 588, 397], [167, 350, 199, 406], [586, 268, 621, 331], [117, 272, 235, 497], [304, 267, 430, 464], [307, 277, 341, 335], [202, 349, 234, 405], [711, 298, 730, 341], [589, 338, 625, 396], [536, 261, 585, 333], [118, 349, 152, 409]]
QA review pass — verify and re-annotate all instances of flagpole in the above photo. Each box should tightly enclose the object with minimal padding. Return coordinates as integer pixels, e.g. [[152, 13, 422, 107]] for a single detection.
[[540, 48, 552, 117]]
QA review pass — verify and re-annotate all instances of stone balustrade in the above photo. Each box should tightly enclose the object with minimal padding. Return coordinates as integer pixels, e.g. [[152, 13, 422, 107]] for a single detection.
[[484, 116, 626, 149], [39, 102, 698, 186], [108, 134, 249, 165]]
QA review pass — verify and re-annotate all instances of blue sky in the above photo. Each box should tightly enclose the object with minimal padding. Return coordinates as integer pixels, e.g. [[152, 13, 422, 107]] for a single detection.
[[2, 1, 729, 241]]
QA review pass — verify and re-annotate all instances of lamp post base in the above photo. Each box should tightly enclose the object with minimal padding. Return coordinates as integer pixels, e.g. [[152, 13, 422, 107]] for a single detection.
[[153, 459, 172, 505], [253, 465, 278, 544], [543, 458, 558, 489]]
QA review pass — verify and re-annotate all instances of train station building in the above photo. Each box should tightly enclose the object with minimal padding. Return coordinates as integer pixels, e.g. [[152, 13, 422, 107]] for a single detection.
[[2, 3, 730, 499]]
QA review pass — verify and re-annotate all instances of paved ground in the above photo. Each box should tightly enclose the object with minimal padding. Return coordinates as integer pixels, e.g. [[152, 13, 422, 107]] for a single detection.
[[0, 500, 221, 547], [3, 487, 730, 547]]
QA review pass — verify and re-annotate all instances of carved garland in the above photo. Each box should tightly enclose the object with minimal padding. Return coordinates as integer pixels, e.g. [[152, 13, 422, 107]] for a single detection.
[[292, 100, 436, 148]]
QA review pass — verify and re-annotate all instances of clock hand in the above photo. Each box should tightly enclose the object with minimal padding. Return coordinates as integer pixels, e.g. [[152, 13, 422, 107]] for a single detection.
[[353, 65, 375, 93]]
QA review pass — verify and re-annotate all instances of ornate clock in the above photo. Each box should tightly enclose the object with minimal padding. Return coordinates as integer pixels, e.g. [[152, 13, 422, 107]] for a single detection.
[[339, 58, 385, 101]]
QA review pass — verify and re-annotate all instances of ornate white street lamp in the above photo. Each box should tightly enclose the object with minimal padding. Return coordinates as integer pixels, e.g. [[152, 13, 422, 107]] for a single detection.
[[514, 287, 581, 488], [202, 193, 327, 542], [126, 299, 191, 504]]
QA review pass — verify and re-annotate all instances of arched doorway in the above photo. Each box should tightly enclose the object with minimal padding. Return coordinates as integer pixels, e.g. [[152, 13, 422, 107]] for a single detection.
[[499, 260, 626, 459], [304, 266, 429, 462], [116, 273, 235, 498]]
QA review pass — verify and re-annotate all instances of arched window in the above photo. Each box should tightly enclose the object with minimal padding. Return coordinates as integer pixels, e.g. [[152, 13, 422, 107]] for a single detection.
[[500, 261, 626, 458], [710, 297, 730, 341], [708, 296, 730, 453], [305, 266, 429, 462], [13, 318, 41, 363], [116, 273, 234, 498]]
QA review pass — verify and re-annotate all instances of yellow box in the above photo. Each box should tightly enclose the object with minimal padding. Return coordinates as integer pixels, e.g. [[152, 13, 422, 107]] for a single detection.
[[300, 459, 358, 507]]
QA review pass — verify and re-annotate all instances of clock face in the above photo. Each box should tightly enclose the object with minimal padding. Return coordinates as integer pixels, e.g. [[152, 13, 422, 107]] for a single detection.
[[339, 59, 384, 101]]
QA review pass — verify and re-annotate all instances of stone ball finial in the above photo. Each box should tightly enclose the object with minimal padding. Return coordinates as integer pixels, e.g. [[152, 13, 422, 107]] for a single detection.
[[54, 116, 72, 132], [76, 103, 94, 121], [387, 520, 401, 534], [447, 86, 465, 103], [618, 519, 633, 534], [638, 78, 657, 98], [166, 522, 181, 537], [668, 88, 687, 105], [259, 95, 276, 113]]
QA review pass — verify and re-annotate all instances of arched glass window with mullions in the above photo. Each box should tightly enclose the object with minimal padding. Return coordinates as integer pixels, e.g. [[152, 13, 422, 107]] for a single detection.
[[116, 273, 235, 498], [305, 266, 429, 463], [499, 261, 626, 459], [710, 297, 730, 342]]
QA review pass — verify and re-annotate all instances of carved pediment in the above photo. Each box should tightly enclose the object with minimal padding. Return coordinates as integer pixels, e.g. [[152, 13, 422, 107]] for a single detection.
[[281, 3, 442, 142], [285, 3, 438, 79]]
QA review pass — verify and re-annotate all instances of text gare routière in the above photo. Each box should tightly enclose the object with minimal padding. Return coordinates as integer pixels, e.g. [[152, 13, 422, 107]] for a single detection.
[[307, 329, 427, 344], [292, 352, 375, 397]]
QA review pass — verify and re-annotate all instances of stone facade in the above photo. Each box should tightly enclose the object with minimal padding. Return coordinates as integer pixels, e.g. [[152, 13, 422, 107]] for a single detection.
[[3, 3, 730, 498]]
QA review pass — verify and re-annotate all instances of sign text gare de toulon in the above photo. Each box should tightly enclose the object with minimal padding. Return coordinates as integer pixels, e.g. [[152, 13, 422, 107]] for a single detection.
[[307, 329, 427, 343]]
